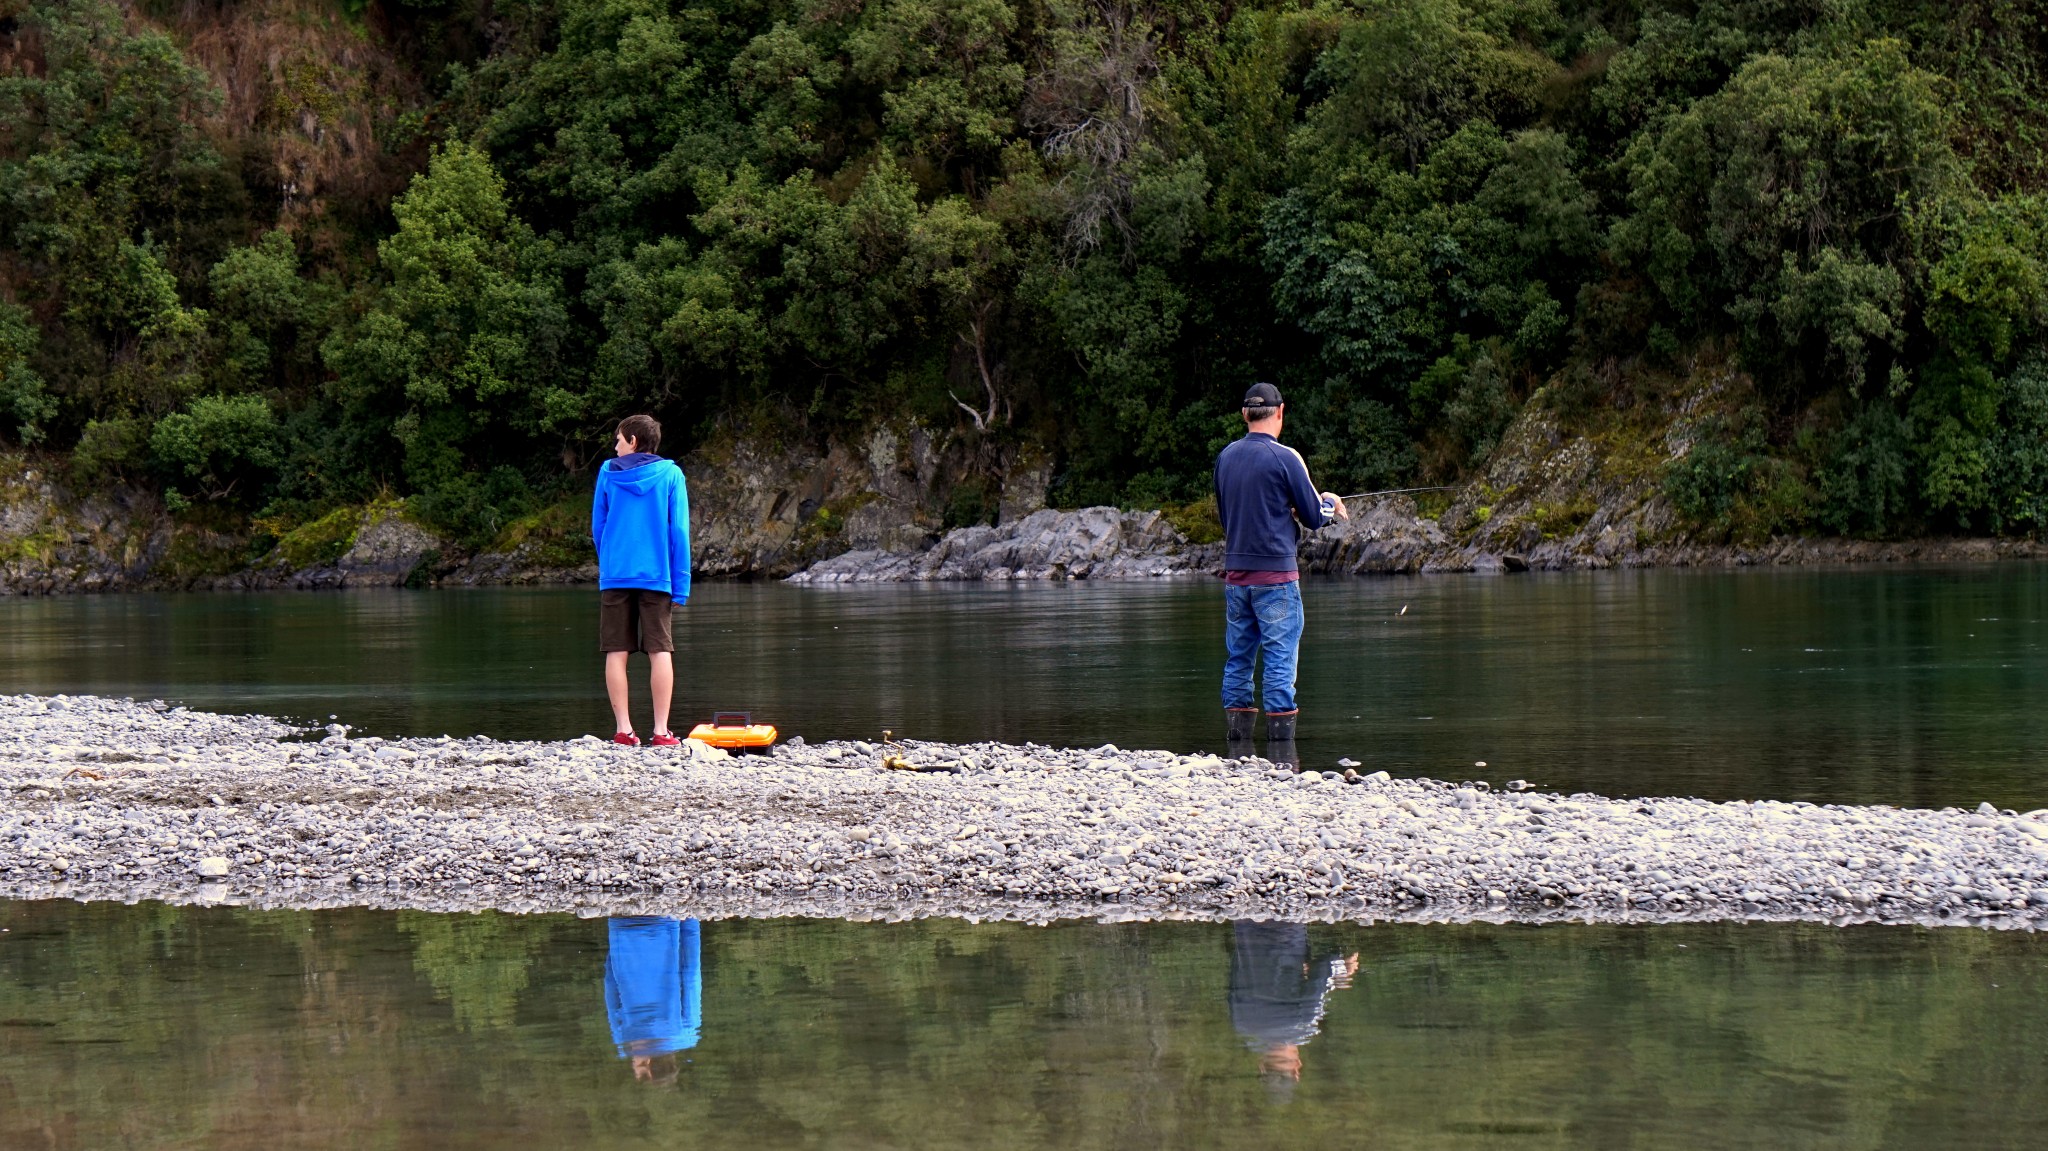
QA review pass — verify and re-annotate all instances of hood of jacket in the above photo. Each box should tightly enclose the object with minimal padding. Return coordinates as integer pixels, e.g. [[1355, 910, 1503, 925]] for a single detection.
[[595, 456, 680, 494]]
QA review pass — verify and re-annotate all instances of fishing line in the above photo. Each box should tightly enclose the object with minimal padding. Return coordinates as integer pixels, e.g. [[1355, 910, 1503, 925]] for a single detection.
[[1333, 486, 1456, 501]]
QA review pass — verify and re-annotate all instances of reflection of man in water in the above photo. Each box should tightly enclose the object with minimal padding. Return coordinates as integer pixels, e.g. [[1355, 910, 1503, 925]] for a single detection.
[[1228, 921, 1359, 1099], [605, 916, 701, 1085]]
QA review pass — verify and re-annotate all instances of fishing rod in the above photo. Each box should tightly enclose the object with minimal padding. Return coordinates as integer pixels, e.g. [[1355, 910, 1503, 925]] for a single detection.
[[1332, 485, 1456, 502], [1302, 484, 1455, 532]]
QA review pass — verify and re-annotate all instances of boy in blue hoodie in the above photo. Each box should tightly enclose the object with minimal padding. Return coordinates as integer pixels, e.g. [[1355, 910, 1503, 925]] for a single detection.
[[605, 916, 702, 1085], [592, 414, 691, 746]]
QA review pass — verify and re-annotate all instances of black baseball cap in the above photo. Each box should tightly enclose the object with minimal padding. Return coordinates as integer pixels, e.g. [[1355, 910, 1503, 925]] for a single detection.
[[1241, 382, 1283, 411]]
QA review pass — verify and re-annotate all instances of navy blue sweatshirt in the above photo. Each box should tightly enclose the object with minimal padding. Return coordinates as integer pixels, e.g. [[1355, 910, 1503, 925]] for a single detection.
[[1214, 432, 1328, 571], [1228, 921, 1343, 1049]]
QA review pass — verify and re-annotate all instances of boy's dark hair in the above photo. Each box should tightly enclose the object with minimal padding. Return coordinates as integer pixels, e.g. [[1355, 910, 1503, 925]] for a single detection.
[[617, 414, 662, 453]]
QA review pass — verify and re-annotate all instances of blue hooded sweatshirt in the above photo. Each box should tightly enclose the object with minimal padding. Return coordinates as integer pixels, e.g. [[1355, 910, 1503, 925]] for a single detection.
[[592, 455, 692, 601], [605, 917, 702, 1056]]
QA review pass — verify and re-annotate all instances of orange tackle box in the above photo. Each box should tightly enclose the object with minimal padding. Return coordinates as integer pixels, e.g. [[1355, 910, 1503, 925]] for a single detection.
[[687, 712, 779, 752]]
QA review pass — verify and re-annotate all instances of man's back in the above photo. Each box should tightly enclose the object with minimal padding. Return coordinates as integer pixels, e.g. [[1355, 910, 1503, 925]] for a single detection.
[[1214, 432, 1327, 572]]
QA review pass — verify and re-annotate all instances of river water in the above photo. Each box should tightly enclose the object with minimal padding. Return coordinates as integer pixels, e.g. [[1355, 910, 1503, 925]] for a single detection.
[[6, 567, 2048, 806], [4, 568, 2048, 1147]]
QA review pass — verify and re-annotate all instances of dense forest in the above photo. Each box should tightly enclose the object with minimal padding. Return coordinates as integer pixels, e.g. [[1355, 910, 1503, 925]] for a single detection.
[[4, 0, 2048, 548]]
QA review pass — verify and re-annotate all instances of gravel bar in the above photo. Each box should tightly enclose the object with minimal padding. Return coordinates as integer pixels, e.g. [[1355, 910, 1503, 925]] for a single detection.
[[4, 694, 2047, 929]]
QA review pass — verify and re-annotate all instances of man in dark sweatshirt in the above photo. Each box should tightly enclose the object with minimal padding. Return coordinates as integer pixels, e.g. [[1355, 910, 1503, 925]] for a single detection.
[[1213, 383, 1346, 744], [592, 413, 691, 746], [1227, 920, 1360, 1100]]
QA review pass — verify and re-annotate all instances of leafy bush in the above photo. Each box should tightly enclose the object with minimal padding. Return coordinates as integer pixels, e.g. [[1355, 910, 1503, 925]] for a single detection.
[[71, 416, 152, 481], [408, 466, 537, 548], [0, 303, 54, 445], [943, 477, 993, 529], [1816, 402, 1913, 537], [148, 394, 281, 504], [1989, 356, 2048, 533], [1665, 411, 1810, 542], [1616, 40, 1962, 396]]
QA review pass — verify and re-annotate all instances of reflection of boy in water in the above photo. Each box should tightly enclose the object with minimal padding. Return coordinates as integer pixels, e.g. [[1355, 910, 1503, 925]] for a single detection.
[[1228, 921, 1359, 1098], [605, 917, 702, 1085]]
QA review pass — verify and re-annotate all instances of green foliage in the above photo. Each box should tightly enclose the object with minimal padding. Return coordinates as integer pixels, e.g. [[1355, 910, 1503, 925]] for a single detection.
[[943, 476, 993, 528], [266, 504, 359, 570], [148, 394, 282, 504], [408, 464, 538, 547], [490, 492, 599, 567], [1162, 493, 1224, 544], [1665, 410, 1811, 542], [70, 415, 152, 480], [1816, 398, 1913, 537], [1818, 353, 2048, 537], [0, 0, 231, 430], [0, 301, 55, 444], [1616, 39, 1961, 394], [1989, 356, 2048, 532], [209, 231, 318, 387], [7, 0, 2048, 540], [322, 142, 570, 537]]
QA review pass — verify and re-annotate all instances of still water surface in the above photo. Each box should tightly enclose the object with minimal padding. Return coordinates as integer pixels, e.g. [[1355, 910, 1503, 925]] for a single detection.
[[6, 569, 2048, 1148], [5, 566, 2048, 806], [3, 900, 2046, 1150]]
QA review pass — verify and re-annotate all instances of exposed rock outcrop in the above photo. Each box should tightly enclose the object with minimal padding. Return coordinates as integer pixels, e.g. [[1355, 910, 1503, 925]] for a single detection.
[[787, 507, 1221, 582], [205, 501, 455, 591], [0, 461, 176, 594], [683, 420, 1051, 578], [441, 543, 597, 588], [1297, 500, 1452, 575]]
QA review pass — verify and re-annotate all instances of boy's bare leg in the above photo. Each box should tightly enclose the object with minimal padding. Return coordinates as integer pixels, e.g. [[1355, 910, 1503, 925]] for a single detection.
[[605, 651, 634, 734], [649, 652, 674, 735]]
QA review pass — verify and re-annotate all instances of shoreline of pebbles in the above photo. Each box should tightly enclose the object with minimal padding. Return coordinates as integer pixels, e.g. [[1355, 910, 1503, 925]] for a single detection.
[[4, 694, 2047, 929]]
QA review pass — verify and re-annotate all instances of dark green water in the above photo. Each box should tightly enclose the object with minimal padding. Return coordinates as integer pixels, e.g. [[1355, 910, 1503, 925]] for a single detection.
[[7, 569, 2048, 1148], [5, 566, 2048, 807], [2, 900, 2045, 1150]]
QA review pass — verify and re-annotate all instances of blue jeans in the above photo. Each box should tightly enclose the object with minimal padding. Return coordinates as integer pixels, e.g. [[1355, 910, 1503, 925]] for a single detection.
[[1222, 581, 1304, 713]]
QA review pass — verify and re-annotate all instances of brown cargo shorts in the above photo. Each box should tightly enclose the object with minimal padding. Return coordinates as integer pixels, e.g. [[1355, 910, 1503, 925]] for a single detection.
[[598, 588, 676, 654]]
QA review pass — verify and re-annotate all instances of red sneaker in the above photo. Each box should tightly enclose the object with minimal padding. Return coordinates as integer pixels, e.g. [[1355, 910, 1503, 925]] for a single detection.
[[649, 731, 682, 747], [612, 731, 640, 747]]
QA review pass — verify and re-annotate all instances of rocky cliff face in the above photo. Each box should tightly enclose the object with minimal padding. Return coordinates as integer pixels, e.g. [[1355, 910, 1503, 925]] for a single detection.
[[0, 458, 522, 594], [681, 421, 1050, 578], [0, 461, 171, 594]]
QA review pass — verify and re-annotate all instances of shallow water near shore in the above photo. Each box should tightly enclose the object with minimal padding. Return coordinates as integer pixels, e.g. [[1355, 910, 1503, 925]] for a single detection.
[[2, 897, 2046, 1150], [6, 565, 2048, 808]]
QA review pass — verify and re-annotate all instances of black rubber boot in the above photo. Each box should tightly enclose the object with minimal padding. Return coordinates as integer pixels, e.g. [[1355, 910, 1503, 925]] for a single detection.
[[1265, 711, 1298, 741], [1226, 709, 1257, 743]]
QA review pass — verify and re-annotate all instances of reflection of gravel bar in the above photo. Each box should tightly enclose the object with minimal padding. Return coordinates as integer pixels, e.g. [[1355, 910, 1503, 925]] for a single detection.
[[4, 694, 2047, 929]]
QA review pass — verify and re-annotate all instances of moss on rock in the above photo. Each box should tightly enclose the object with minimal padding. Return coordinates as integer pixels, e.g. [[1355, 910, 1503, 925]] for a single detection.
[[267, 505, 359, 570]]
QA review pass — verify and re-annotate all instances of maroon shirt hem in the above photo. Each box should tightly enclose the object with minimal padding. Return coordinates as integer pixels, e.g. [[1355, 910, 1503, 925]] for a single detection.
[[1220, 569, 1300, 587]]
